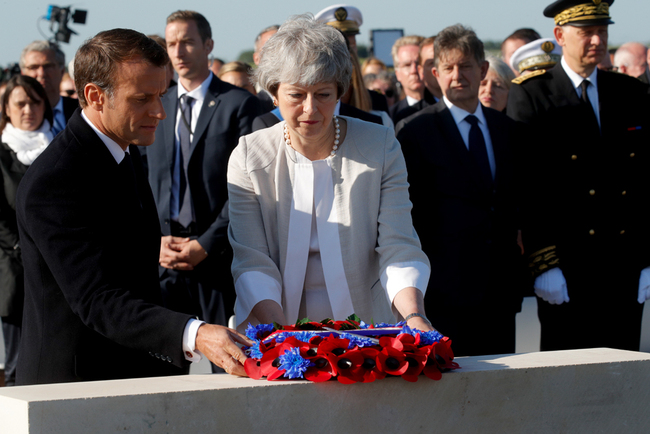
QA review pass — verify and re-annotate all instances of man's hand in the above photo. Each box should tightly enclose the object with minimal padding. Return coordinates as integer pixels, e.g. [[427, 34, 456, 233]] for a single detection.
[[195, 324, 253, 376], [159, 236, 208, 270]]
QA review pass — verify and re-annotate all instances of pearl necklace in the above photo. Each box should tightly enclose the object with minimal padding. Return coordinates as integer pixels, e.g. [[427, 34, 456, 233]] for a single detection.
[[284, 116, 340, 158]]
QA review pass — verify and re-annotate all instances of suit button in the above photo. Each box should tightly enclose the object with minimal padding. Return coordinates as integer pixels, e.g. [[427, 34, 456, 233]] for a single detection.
[[589, 189, 595, 196], [164, 219, 170, 225], [149, 352, 154, 357], [571, 155, 577, 160], [622, 191, 627, 195], [166, 356, 172, 363], [155, 353, 161, 359], [630, 153, 636, 158], [620, 230, 626, 235], [589, 229, 595, 235]]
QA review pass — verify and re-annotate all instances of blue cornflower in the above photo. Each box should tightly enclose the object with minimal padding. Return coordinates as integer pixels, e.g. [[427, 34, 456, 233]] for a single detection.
[[399, 324, 417, 337], [247, 342, 264, 359], [419, 330, 444, 346], [289, 331, 318, 343], [359, 321, 370, 329], [339, 333, 376, 348], [278, 347, 314, 379], [246, 323, 275, 341]]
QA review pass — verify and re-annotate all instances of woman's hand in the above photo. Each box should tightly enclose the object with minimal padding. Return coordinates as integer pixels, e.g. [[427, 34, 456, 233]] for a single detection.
[[393, 286, 436, 332]]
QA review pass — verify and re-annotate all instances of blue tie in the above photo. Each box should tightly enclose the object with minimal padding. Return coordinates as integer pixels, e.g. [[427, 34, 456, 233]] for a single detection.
[[171, 95, 194, 227], [465, 115, 493, 187], [51, 107, 65, 136]]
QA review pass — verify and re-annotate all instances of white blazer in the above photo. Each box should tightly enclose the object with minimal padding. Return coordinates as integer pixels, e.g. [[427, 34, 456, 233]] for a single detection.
[[227, 117, 430, 329]]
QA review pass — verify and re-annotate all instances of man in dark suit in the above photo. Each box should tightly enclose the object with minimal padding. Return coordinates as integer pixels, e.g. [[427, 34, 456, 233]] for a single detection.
[[396, 24, 524, 357], [15, 29, 251, 386], [144, 11, 260, 355], [389, 35, 425, 122], [507, 0, 650, 351], [20, 41, 78, 134], [393, 36, 442, 125]]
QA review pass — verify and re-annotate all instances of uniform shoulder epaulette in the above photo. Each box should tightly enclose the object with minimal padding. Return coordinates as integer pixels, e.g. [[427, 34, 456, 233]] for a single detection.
[[511, 69, 547, 85]]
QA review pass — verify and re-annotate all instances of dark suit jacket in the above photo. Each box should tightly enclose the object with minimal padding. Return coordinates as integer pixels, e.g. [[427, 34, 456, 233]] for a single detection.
[[257, 90, 275, 113], [61, 96, 79, 122], [252, 103, 383, 132], [396, 100, 524, 310], [389, 98, 410, 123], [146, 76, 260, 255], [144, 76, 260, 316], [0, 143, 27, 318], [507, 65, 650, 296], [393, 88, 438, 125], [15, 110, 193, 385]]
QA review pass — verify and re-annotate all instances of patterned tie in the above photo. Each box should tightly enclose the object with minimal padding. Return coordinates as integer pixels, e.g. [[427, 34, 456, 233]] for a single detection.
[[465, 114, 493, 187], [172, 95, 194, 228]]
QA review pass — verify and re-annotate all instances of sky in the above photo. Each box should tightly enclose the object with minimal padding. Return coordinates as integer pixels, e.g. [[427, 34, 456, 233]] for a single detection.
[[1, 0, 648, 68]]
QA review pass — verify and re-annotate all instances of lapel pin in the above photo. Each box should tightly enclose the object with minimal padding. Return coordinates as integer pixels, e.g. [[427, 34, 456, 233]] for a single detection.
[[209, 101, 216, 107]]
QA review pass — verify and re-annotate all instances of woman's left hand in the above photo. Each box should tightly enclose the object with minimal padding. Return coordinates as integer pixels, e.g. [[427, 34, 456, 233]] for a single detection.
[[406, 316, 436, 332]]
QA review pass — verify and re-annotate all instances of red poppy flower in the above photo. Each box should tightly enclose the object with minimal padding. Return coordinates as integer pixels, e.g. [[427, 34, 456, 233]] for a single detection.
[[420, 345, 443, 381], [259, 342, 295, 380], [304, 352, 339, 382], [433, 337, 460, 371], [352, 348, 386, 383], [332, 348, 365, 384], [401, 347, 428, 382], [376, 346, 408, 375], [319, 336, 352, 357]]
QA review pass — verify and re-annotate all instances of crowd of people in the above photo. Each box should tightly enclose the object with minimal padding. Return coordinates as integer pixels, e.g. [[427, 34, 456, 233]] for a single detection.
[[0, 0, 649, 387]]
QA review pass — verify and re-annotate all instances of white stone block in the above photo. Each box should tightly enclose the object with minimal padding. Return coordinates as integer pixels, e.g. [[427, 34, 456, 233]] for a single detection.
[[1, 348, 649, 433]]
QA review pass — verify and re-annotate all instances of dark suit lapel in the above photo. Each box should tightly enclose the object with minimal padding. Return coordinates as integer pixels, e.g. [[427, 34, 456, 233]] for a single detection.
[[549, 65, 600, 133], [191, 77, 222, 154]]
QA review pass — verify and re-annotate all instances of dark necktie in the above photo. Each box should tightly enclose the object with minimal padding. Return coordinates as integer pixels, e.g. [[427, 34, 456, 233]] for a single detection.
[[579, 79, 599, 128], [173, 95, 194, 228], [465, 114, 493, 186]]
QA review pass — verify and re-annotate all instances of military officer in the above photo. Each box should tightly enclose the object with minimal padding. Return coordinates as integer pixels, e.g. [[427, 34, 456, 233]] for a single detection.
[[507, 0, 650, 351]]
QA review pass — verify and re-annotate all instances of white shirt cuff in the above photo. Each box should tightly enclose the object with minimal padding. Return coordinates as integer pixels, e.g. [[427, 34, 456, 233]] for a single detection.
[[182, 318, 206, 362], [380, 260, 430, 302]]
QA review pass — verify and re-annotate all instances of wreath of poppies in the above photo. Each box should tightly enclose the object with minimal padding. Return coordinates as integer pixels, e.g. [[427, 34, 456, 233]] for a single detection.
[[243, 314, 459, 383]]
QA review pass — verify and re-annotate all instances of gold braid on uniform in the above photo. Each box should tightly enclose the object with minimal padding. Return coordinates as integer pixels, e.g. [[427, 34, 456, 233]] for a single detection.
[[512, 69, 546, 85], [554, 2, 610, 26], [528, 245, 560, 278]]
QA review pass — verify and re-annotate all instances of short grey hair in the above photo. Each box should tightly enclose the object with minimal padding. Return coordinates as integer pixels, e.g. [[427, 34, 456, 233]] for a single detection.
[[254, 25, 280, 53], [486, 56, 516, 89], [20, 40, 65, 69], [254, 14, 352, 98]]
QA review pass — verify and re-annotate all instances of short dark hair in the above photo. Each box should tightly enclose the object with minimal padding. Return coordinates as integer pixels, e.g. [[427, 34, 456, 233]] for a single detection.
[[434, 24, 485, 67], [501, 28, 541, 53], [167, 10, 212, 42], [1, 75, 53, 133], [74, 29, 169, 108]]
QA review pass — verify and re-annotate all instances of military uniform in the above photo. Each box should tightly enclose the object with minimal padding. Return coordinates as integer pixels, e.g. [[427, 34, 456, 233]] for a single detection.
[[508, 57, 650, 351]]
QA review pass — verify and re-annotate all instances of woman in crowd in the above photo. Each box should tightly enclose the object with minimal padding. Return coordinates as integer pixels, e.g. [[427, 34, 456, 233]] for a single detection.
[[364, 71, 398, 108], [218, 61, 257, 96], [478, 56, 515, 113], [0, 75, 53, 386], [228, 15, 431, 332]]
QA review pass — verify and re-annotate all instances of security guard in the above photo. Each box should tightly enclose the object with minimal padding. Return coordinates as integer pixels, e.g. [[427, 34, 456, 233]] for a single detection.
[[507, 0, 650, 351]]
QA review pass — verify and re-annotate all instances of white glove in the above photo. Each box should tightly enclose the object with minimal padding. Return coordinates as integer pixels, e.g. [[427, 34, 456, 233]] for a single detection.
[[637, 267, 650, 304], [534, 268, 569, 305]]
